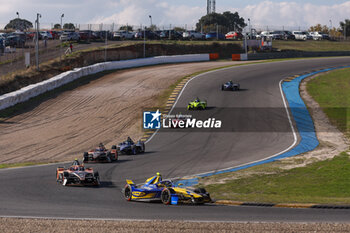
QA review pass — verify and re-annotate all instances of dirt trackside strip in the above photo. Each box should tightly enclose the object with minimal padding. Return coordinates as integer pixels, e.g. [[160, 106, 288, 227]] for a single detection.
[[1, 218, 350, 233]]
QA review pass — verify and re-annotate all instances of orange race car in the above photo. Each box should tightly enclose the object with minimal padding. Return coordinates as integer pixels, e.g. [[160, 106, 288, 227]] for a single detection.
[[56, 160, 100, 186], [83, 143, 118, 163]]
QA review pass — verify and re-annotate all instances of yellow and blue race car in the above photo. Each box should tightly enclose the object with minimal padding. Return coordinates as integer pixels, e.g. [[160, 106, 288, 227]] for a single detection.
[[123, 173, 212, 205]]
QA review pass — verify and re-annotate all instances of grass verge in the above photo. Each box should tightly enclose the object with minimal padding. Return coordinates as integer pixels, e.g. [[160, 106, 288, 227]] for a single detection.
[[273, 40, 350, 52], [200, 151, 350, 204], [0, 161, 59, 169], [307, 68, 350, 138], [199, 67, 350, 204]]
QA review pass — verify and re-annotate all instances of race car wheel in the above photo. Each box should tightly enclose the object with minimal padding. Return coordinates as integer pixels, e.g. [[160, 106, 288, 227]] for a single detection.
[[132, 147, 137, 155], [63, 171, 69, 178], [194, 187, 207, 194], [83, 152, 89, 162], [94, 172, 100, 186], [124, 184, 132, 201], [161, 188, 174, 205], [58, 173, 63, 183], [221, 85, 224, 91]]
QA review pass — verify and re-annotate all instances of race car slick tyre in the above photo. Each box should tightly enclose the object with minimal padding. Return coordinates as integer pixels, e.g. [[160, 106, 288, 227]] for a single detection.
[[124, 184, 132, 201], [83, 152, 89, 162], [161, 188, 174, 205], [58, 173, 63, 183], [194, 188, 207, 194], [94, 172, 100, 186]]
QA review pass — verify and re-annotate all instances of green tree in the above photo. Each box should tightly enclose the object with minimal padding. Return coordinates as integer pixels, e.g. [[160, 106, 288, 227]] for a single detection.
[[309, 24, 329, 34], [53, 24, 61, 29], [5, 18, 33, 30], [339, 19, 350, 38], [195, 11, 246, 33], [173, 27, 185, 32], [119, 25, 133, 31], [145, 25, 158, 31], [63, 23, 75, 30]]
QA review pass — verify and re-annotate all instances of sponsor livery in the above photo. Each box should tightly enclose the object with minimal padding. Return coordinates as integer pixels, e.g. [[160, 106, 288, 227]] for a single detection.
[[56, 161, 100, 186], [123, 174, 212, 205]]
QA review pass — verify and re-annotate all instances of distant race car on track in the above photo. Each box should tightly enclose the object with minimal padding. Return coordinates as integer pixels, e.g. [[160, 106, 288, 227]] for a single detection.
[[123, 173, 212, 205], [83, 143, 118, 163], [187, 97, 207, 110], [221, 80, 240, 91], [56, 160, 100, 186], [117, 137, 145, 155]]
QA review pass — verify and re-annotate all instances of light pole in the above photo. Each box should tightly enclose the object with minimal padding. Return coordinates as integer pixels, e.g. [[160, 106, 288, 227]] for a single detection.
[[248, 18, 251, 39], [149, 15, 152, 28], [35, 13, 41, 71], [60, 14, 64, 30], [60, 13, 64, 62], [143, 26, 146, 58]]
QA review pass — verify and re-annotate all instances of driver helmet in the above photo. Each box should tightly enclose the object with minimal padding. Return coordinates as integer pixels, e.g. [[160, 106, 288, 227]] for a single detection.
[[72, 158, 80, 165]]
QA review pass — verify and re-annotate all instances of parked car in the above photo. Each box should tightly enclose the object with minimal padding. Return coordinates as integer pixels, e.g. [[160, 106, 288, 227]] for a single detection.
[[79, 30, 99, 41], [269, 31, 284, 40], [40, 31, 53, 40], [4, 35, 25, 47], [113, 30, 135, 40], [49, 30, 60, 39], [225, 31, 243, 40], [292, 31, 311, 41], [160, 30, 183, 40], [309, 31, 330, 40], [60, 31, 80, 41], [183, 30, 205, 40], [25, 32, 36, 40], [134, 30, 160, 40], [0, 37, 4, 53], [78, 31, 90, 41], [281, 31, 296, 40], [257, 31, 273, 40], [94, 31, 112, 40], [205, 32, 225, 40], [292, 31, 306, 40]]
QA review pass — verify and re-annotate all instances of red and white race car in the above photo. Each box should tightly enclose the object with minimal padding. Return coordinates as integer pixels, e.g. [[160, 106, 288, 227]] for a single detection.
[[56, 161, 100, 186], [83, 143, 118, 163]]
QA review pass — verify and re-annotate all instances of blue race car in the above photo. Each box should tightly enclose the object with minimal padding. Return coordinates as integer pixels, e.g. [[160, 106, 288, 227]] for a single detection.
[[117, 137, 145, 155], [123, 173, 212, 205], [221, 80, 240, 91]]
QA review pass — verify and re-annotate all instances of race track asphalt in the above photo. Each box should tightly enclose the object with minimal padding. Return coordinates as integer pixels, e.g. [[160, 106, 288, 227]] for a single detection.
[[1, 57, 350, 222]]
